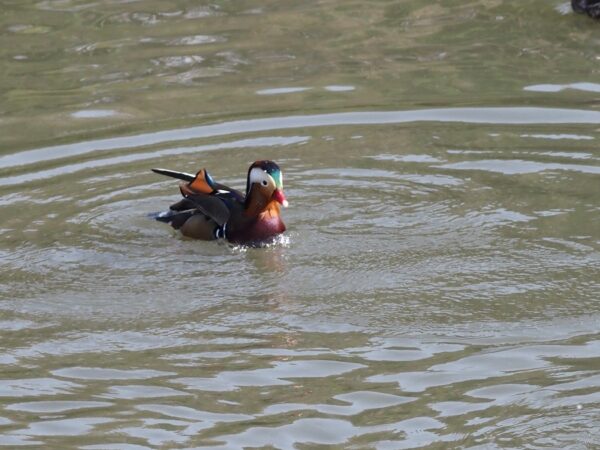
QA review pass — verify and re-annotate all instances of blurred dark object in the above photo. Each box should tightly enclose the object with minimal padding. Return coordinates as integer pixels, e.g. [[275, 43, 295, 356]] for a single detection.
[[572, 0, 600, 18]]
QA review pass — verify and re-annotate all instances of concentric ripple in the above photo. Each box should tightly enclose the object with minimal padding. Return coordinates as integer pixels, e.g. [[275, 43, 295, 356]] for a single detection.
[[1, 0, 600, 448]]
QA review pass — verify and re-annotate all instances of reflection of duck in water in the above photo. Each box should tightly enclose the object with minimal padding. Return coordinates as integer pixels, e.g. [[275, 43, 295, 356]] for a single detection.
[[573, 0, 600, 18], [153, 160, 288, 246]]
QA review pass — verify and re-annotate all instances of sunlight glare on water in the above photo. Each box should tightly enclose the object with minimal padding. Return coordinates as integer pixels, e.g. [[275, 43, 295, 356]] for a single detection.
[[0, 0, 599, 448]]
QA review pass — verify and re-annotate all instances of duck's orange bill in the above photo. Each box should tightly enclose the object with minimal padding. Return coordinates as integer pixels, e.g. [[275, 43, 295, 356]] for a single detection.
[[272, 189, 288, 207]]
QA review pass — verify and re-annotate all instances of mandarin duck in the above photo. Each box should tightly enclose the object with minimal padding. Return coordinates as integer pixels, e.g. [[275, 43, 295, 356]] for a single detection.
[[572, 0, 600, 18], [152, 160, 288, 245]]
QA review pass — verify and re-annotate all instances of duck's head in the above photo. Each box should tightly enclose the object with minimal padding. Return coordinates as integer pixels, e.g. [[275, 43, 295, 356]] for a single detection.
[[245, 160, 288, 212]]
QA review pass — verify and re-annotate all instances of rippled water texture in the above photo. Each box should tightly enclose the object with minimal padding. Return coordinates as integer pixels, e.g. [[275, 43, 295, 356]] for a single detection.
[[1, 1, 600, 448]]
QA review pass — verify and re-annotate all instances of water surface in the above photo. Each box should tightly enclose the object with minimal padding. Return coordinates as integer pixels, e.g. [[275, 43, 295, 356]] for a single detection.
[[1, 0, 600, 448]]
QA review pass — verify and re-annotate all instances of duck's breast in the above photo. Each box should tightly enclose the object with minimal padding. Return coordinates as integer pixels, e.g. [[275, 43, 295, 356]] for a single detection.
[[229, 216, 285, 244]]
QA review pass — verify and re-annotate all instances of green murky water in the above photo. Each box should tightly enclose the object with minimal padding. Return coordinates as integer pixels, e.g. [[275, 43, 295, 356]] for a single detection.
[[1, 0, 600, 448]]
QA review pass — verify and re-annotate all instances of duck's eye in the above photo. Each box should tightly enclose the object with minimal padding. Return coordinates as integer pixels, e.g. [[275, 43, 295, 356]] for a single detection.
[[261, 180, 268, 186]]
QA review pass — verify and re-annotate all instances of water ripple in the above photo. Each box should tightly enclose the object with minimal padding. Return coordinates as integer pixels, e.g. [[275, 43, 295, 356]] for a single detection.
[[174, 359, 367, 391], [2, 107, 599, 170]]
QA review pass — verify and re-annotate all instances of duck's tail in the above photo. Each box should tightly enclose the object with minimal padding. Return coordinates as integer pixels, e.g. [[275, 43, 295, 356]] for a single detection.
[[151, 168, 195, 182]]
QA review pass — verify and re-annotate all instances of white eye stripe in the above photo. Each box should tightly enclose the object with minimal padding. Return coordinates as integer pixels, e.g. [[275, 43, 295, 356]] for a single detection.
[[249, 167, 272, 186]]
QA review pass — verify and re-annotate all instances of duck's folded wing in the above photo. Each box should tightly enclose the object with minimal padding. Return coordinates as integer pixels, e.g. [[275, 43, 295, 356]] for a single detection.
[[168, 197, 198, 212], [158, 194, 231, 229], [213, 185, 245, 201], [155, 210, 195, 229], [185, 194, 231, 227]]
